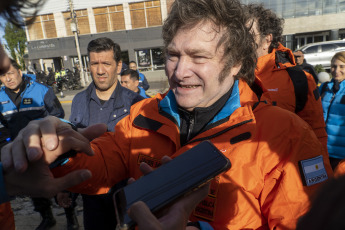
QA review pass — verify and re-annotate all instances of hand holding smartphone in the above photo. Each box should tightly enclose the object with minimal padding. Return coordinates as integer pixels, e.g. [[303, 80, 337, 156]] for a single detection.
[[114, 140, 231, 230]]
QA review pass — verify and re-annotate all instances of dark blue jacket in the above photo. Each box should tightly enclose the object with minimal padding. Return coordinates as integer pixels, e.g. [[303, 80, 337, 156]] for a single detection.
[[0, 74, 64, 139], [69, 81, 143, 131]]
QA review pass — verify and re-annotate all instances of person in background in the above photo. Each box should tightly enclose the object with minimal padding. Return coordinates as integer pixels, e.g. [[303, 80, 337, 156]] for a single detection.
[[68, 37, 143, 229], [245, 4, 328, 153], [121, 69, 150, 98], [293, 49, 318, 84], [129, 61, 150, 90], [319, 51, 345, 170], [0, 59, 65, 230]]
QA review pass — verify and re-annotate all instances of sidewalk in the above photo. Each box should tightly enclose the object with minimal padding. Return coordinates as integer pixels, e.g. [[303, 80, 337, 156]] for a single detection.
[[12, 196, 84, 230]]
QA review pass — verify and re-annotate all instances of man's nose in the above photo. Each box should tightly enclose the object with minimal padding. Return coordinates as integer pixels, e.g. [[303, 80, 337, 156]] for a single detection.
[[174, 57, 193, 79], [97, 65, 106, 75]]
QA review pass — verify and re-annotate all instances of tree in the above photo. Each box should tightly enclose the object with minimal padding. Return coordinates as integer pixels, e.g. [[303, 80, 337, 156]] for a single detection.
[[3, 22, 27, 69]]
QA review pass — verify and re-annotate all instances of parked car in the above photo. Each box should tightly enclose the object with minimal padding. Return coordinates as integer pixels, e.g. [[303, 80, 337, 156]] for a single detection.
[[299, 40, 345, 69]]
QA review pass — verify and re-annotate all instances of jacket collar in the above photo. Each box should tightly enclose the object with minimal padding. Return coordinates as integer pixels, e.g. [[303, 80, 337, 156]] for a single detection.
[[86, 80, 126, 109], [159, 80, 246, 127], [256, 43, 296, 76]]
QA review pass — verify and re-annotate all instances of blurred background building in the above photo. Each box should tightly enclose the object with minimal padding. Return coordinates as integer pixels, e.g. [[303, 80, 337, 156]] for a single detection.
[[25, 0, 345, 72]]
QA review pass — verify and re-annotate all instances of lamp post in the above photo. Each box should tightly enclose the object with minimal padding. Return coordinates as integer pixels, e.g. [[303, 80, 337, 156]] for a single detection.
[[69, 0, 86, 87]]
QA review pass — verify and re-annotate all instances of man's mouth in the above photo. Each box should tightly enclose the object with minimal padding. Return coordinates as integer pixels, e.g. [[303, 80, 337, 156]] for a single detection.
[[181, 85, 198, 88], [178, 83, 199, 89]]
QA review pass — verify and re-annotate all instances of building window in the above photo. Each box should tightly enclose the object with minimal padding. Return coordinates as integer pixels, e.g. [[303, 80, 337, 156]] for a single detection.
[[135, 47, 164, 70], [94, 7, 109, 33], [109, 5, 125, 31], [63, 9, 90, 36], [26, 16, 44, 40], [129, 0, 162, 29], [94, 5, 125, 33], [42, 14, 57, 38]]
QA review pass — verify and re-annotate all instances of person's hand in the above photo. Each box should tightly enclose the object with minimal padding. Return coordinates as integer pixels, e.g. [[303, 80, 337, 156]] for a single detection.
[[1, 116, 107, 172], [127, 156, 210, 230], [3, 157, 92, 198], [56, 191, 72, 208], [0, 43, 10, 75]]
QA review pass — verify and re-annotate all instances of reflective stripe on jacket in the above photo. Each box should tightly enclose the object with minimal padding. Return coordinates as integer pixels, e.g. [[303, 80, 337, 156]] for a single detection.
[[52, 80, 333, 230]]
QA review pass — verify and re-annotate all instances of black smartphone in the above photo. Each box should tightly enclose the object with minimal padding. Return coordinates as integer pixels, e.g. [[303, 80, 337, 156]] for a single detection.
[[113, 140, 231, 230]]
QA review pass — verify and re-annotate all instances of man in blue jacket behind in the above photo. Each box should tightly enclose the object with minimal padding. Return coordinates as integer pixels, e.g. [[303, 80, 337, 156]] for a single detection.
[[121, 69, 150, 98], [0, 59, 66, 230]]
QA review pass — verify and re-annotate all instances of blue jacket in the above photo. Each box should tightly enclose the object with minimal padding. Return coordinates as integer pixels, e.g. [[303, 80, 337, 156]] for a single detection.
[[320, 79, 345, 159], [138, 72, 150, 91], [0, 74, 64, 139], [138, 87, 150, 98], [69, 81, 143, 131]]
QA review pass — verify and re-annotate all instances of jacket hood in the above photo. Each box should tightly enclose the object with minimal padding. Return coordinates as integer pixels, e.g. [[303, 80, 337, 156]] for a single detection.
[[256, 43, 296, 76]]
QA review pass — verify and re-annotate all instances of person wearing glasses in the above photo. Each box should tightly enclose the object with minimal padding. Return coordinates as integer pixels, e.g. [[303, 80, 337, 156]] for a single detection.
[[293, 50, 318, 84]]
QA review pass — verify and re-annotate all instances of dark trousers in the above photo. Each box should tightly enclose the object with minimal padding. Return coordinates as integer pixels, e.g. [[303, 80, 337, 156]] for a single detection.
[[82, 193, 116, 230], [32, 197, 52, 213], [82, 179, 128, 230]]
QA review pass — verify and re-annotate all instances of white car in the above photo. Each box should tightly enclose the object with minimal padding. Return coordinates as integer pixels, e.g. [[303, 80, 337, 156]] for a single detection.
[[299, 40, 345, 69]]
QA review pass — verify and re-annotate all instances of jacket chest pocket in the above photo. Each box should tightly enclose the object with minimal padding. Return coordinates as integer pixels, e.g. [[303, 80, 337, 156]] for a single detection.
[[110, 108, 129, 122]]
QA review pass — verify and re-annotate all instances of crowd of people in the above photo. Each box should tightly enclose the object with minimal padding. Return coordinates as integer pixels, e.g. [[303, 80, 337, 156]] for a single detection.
[[0, 0, 345, 230]]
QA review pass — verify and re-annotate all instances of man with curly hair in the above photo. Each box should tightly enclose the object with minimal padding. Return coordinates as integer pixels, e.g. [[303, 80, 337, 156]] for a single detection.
[[245, 4, 328, 153], [2, 0, 333, 229]]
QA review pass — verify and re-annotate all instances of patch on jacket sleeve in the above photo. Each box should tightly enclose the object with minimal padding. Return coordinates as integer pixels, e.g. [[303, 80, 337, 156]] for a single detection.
[[133, 114, 163, 131], [23, 98, 33, 105], [299, 155, 328, 186], [137, 154, 162, 168]]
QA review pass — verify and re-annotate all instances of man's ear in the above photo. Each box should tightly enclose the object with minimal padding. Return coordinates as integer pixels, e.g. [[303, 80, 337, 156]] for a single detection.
[[263, 34, 273, 51], [117, 61, 123, 74], [134, 80, 139, 87]]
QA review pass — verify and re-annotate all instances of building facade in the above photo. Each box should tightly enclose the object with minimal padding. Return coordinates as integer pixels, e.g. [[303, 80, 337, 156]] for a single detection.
[[26, 0, 345, 72]]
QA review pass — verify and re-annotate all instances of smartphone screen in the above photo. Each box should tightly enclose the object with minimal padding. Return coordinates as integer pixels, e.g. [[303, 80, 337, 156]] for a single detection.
[[113, 140, 231, 230]]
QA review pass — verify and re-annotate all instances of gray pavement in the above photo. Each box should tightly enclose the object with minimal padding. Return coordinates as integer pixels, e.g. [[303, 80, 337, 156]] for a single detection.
[[11, 80, 169, 230]]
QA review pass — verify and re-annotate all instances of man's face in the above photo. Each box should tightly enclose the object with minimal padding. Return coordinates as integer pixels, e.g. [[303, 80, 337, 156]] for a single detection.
[[129, 62, 137, 71], [121, 74, 139, 92], [293, 51, 304, 65], [165, 21, 241, 111], [89, 50, 121, 92], [0, 64, 23, 93]]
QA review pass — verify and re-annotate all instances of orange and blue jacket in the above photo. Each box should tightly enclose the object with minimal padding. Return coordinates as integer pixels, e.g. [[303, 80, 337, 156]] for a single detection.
[[256, 43, 328, 152], [52, 80, 333, 230]]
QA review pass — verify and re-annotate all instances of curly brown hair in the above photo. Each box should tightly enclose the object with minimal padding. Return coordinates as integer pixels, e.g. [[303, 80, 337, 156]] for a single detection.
[[244, 3, 284, 53], [162, 0, 257, 85]]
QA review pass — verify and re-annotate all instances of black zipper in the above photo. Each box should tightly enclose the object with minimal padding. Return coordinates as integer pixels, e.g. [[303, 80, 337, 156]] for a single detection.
[[187, 118, 253, 145], [325, 92, 336, 124]]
